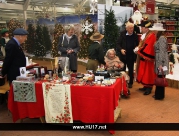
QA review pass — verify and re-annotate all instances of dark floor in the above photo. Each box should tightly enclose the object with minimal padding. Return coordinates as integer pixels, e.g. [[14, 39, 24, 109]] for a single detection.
[[0, 62, 179, 136]]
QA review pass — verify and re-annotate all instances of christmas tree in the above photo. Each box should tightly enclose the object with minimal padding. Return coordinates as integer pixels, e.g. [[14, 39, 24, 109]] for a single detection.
[[7, 19, 24, 49], [103, 8, 119, 53], [51, 24, 64, 58], [42, 25, 52, 52], [34, 25, 46, 57], [78, 16, 94, 59], [7, 19, 23, 39], [25, 24, 35, 54]]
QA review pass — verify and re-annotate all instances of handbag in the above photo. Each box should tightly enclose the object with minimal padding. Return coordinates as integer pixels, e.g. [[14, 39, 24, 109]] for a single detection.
[[58, 57, 69, 72], [154, 69, 168, 87]]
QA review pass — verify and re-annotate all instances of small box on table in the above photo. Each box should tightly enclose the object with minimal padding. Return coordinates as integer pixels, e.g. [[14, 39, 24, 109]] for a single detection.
[[16, 76, 35, 81]]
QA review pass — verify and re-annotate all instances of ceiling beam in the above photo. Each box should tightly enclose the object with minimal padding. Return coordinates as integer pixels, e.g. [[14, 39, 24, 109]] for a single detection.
[[0, 2, 75, 13], [0, 3, 23, 10], [24, 0, 31, 10], [27, 6, 75, 13]]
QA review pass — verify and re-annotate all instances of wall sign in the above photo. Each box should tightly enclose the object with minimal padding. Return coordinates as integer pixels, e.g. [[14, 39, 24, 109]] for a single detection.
[[146, 0, 155, 14]]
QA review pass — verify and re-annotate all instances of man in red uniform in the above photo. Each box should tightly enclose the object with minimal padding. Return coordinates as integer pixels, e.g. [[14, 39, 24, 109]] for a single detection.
[[135, 21, 156, 95]]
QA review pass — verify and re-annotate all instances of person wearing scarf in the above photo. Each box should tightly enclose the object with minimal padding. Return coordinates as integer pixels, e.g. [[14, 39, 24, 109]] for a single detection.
[[58, 24, 80, 73]]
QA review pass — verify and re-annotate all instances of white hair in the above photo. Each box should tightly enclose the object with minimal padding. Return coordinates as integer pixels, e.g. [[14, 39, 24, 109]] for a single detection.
[[64, 24, 75, 33], [105, 48, 116, 57], [125, 22, 134, 28]]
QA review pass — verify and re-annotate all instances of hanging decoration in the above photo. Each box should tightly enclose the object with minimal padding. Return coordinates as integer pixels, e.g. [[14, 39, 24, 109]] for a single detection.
[[30, 2, 57, 22], [75, 0, 88, 15], [0, 0, 7, 4], [31, 2, 39, 25], [38, 2, 51, 18], [81, 20, 93, 35], [90, 0, 98, 15], [131, 0, 143, 7]]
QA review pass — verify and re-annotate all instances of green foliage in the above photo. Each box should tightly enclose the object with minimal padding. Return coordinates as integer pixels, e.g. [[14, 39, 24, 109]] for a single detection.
[[25, 24, 35, 54], [103, 8, 119, 53], [34, 25, 46, 57], [51, 24, 64, 58], [78, 16, 94, 59], [169, 53, 175, 64], [42, 25, 52, 52]]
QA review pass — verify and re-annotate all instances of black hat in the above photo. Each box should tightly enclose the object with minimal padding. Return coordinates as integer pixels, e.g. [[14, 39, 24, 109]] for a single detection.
[[138, 21, 152, 28], [13, 28, 29, 35]]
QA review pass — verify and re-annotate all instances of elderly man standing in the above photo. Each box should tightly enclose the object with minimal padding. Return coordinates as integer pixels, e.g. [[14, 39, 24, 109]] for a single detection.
[[135, 21, 156, 95], [117, 22, 139, 88], [1, 28, 29, 84]]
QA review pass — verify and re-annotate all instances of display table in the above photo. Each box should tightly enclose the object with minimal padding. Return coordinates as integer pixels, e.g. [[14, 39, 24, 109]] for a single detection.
[[0, 63, 39, 94], [8, 78, 123, 134]]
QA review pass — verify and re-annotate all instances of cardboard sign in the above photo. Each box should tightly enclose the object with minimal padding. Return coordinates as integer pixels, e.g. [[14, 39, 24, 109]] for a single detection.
[[20, 67, 26, 77]]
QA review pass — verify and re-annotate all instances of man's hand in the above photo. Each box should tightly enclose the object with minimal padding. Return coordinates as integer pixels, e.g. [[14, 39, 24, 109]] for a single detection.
[[121, 49, 126, 55], [134, 47, 139, 54], [67, 49, 73, 54]]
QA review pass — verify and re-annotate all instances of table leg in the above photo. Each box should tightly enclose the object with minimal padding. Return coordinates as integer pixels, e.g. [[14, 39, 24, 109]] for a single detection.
[[40, 117, 46, 123]]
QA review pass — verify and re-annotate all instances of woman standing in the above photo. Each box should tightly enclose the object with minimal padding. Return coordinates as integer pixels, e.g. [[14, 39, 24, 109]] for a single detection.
[[58, 24, 80, 73], [149, 23, 169, 100]]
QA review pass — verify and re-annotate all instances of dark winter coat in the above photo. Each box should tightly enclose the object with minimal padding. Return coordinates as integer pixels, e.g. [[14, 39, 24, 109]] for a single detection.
[[117, 30, 139, 62], [2, 38, 26, 83], [58, 34, 80, 71]]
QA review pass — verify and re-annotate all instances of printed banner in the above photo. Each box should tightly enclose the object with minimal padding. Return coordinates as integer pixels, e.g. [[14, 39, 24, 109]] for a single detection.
[[42, 83, 73, 123], [146, 0, 155, 14]]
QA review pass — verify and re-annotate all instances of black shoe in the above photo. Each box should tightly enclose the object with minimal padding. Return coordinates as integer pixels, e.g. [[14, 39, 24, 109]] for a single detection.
[[128, 84, 132, 88], [143, 88, 152, 95], [139, 87, 147, 91], [120, 94, 128, 98], [155, 98, 164, 100], [127, 90, 131, 95]]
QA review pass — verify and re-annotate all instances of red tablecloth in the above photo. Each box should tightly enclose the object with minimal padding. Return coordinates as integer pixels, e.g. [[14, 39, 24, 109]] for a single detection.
[[8, 78, 124, 133]]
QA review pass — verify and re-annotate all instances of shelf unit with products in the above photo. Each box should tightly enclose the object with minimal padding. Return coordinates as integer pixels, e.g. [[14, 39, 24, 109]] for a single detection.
[[163, 21, 179, 45]]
